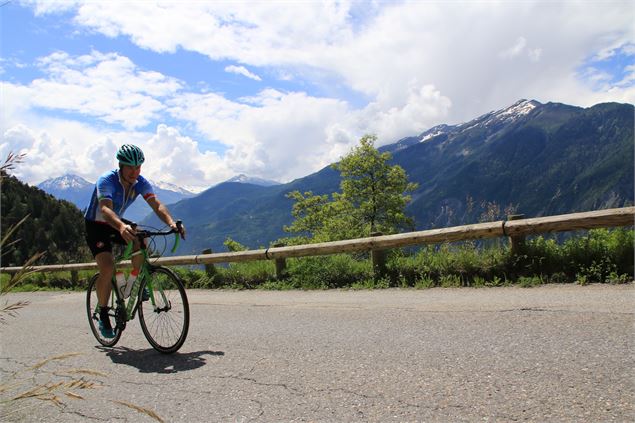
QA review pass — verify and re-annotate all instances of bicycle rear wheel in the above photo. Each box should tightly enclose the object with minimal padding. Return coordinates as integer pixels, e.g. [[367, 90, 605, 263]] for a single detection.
[[138, 267, 189, 354], [86, 273, 122, 347]]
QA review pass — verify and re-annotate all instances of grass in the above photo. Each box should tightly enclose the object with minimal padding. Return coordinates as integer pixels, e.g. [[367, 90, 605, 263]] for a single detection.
[[6, 228, 634, 291]]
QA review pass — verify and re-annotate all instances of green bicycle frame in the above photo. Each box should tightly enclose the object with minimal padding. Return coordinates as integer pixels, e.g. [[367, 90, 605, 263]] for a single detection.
[[115, 232, 181, 321]]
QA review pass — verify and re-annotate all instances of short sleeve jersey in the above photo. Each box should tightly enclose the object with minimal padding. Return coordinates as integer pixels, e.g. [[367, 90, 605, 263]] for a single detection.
[[84, 170, 155, 222]]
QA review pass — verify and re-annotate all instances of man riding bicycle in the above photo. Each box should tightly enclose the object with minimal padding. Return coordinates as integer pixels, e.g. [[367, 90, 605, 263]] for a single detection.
[[84, 144, 186, 338]]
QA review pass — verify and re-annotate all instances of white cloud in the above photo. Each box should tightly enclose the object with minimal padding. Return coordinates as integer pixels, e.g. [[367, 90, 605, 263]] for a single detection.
[[21, 0, 81, 15], [362, 83, 452, 142], [144, 124, 232, 186], [0, 116, 147, 186], [168, 88, 352, 181], [6, 1, 635, 188], [617, 64, 635, 87], [0, 117, 233, 190], [64, 1, 353, 65], [3, 53, 356, 187], [2, 124, 78, 184], [500, 37, 528, 59], [29, 50, 181, 129], [225, 65, 262, 81], [22, 2, 635, 113]]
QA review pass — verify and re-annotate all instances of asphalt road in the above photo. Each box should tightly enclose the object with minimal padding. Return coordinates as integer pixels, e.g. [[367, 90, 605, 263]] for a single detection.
[[1, 284, 633, 422]]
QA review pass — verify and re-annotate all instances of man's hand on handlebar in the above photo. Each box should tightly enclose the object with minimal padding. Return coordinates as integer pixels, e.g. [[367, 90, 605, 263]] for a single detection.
[[119, 223, 137, 243], [172, 220, 186, 240]]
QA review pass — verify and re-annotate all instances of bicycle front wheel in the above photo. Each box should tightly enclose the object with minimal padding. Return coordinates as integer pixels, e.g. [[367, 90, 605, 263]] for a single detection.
[[86, 273, 122, 347], [138, 267, 189, 354]]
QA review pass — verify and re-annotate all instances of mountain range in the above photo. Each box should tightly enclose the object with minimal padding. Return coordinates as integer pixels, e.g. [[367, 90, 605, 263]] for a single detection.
[[37, 173, 281, 223], [37, 174, 197, 222], [38, 99, 634, 255]]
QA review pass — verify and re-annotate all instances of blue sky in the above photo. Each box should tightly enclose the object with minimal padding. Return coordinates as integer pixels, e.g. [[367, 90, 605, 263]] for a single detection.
[[1, 1, 633, 191]]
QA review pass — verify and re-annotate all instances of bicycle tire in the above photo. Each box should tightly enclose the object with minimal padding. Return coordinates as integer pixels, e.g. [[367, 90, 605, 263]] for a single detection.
[[86, 273, 122, 347], [138, 266, 189, 354]]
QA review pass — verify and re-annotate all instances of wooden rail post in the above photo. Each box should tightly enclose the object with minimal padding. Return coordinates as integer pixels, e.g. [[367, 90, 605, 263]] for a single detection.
[[370, 232, 387, 279], [202, 249, 216, 276], [273, 243, 287, 279], [507, 214, 525, 254], [71, 270, 79, 287]]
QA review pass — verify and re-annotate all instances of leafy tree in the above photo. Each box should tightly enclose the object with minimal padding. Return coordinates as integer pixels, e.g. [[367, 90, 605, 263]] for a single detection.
[[284, 134, 418, 243], [335, 134, 418, 233], [283, 190, 358, 243]]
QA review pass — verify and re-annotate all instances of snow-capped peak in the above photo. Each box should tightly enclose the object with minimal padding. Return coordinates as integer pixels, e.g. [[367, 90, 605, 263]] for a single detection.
[[38, 174, 91, 190], [226, 174, 280, 187], [147, 180, 195, 196], [491, 99, 539, 122], [458, 99, 541, 133]]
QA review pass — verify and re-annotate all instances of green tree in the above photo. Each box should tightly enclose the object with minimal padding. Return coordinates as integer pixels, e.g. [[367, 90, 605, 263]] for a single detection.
[[284, 134, 418, 243], [335, 134, 418, 234], [283, 191, 358, 243]]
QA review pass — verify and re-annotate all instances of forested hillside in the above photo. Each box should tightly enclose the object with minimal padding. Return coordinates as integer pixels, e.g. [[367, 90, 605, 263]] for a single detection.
[[1, 174, 89, 266], [400, 101, 634, 228]]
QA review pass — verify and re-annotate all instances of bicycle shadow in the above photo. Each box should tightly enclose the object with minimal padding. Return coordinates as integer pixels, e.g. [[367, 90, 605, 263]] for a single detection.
[[97, 346, 224, 374]]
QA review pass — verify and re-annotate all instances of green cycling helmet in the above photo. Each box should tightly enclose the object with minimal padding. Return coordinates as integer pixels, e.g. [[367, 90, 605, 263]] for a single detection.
[[116, 144, 145, 166]]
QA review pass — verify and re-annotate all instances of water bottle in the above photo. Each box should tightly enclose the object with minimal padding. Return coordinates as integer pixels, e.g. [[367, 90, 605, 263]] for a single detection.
[[115, 272, 127, 297], [123, 269, 139, 299]]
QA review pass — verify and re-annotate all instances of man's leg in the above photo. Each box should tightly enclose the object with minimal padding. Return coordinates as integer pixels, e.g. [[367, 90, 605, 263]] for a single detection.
[[94, 251, 116, 338], [95, 251, 115, 307]]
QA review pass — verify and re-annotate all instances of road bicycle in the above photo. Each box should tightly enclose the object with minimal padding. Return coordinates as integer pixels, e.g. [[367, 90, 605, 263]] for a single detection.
[[86, 221, 189, 354]]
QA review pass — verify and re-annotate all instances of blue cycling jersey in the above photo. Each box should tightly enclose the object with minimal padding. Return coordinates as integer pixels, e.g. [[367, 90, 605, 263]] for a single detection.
[[84, 170, 155, 222]]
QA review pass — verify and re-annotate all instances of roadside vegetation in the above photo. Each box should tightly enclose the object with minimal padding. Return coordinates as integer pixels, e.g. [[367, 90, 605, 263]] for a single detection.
[[5, 228, 633, 291]]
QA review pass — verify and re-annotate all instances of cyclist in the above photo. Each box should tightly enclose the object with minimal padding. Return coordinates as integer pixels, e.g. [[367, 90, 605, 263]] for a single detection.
[[84, 144, 186, 338]]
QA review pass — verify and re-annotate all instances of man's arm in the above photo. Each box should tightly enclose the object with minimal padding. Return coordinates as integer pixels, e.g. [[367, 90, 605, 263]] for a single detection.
[[146, 197, 186, 239], [99, 199, 137, 243]]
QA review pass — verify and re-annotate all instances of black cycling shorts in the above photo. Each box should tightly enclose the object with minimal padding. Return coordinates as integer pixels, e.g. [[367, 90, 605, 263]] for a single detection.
[[85, 219, 126, 257]]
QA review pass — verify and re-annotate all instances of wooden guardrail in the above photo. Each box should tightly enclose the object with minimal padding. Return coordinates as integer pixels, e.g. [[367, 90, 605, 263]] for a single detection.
[[1, 206, 633, 275]]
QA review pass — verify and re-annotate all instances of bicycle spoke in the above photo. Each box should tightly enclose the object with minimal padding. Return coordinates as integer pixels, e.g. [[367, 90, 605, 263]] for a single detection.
[[138, 267, 189, 354]]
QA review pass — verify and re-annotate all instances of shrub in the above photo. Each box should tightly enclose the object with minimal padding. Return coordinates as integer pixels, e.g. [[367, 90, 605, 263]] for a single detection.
[[287, 255, 372, 289]]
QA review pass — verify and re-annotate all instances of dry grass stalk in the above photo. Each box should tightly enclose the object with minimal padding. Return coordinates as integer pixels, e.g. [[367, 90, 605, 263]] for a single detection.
[[65, 391, 84, 400], [0, 300, 30, 324], [12, 379, 98, 402], [0, 152, 26, 175], [12, 384, 50, 400], [58, 368, 109, 378], [113, 400, 165, 423], [0, 380, 21, 394], [0, 215, 31, 255], [66, 380, 98, 390], [1, 231, 44, 324], [35, 394, 63, 407], [1, 250, 46, 290], [30, 352, 82, 370]]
